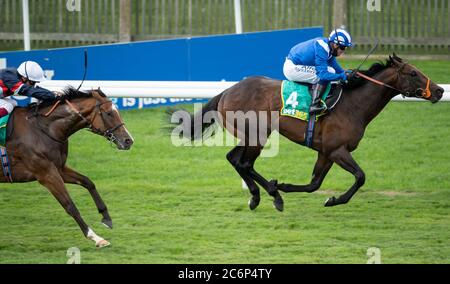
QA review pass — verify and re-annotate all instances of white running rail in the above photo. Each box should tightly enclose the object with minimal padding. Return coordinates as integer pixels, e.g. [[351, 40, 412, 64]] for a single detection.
[[38, 80, 450, 101]]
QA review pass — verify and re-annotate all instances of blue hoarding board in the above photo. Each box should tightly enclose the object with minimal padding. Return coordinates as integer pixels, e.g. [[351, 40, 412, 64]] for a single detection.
[[112, 97, 207, 110], [0, 27, 323, 109]]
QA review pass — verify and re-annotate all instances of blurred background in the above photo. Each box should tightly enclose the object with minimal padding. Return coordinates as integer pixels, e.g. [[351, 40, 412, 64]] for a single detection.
[[1, 0, 449, 56]]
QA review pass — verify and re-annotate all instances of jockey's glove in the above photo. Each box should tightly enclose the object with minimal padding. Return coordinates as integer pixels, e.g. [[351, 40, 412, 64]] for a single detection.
[[53, 91, 64, 100], [340, 72, 348, 82]]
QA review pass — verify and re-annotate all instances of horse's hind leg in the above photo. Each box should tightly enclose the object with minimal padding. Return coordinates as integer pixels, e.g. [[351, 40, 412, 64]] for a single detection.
[[324, 147, 365, 207], [240, 146, 284, 212], [275, 152, 333, 193], [226, 146, 261, 210], [61, 166, 113, 229]]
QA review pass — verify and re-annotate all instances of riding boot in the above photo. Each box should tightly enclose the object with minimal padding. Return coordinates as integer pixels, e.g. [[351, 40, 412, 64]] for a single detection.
[[309, 83, 327, 115]]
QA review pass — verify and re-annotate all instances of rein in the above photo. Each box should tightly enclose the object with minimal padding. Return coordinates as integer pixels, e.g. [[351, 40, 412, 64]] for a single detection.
[[44, 100, 61, 117], [355, 70, 431, 99]]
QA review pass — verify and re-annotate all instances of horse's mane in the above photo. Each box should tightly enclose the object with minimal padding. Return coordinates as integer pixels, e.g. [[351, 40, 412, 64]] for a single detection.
[[62, 87, 95, 100], [35, 86, 106, 109], [345, 54, 403, 89]]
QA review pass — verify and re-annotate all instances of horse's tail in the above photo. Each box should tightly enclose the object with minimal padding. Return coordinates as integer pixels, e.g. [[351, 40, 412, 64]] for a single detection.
[[167, 93, 223, 141]]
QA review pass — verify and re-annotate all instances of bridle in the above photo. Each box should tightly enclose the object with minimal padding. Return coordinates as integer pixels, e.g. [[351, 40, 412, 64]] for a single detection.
[[355, 63, 432, 99], [43, 97, 124, 143], [34, 51, 124, 144], [65, 99, 124, 143]]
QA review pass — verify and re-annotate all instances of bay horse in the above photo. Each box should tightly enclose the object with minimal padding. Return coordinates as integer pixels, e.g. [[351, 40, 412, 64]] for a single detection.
[[171, 54, 443, 211], [0, 87, 134, 247]]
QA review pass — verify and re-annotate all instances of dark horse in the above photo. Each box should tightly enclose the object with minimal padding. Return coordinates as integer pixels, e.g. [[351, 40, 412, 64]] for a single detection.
[[0, 87, 133, 247], [172, 54, 443, 211]]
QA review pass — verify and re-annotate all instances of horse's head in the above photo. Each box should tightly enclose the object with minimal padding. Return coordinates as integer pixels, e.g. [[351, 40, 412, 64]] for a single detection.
[[388, 54, 444, 103], [71, 88, 134, 150]]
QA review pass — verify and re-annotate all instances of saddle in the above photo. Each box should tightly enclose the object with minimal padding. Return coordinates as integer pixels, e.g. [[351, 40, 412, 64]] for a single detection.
[[304, 82, 343, 113], [322, 83, 343, 113], [280, 81, 344, 121]]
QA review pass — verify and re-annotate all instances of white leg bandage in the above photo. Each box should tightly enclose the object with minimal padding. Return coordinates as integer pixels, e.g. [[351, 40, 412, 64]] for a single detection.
[[87, 228, 104, 243]]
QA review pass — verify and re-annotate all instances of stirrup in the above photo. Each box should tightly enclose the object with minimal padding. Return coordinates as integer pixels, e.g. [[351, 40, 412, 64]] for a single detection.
[[309, 103, 326, 115]]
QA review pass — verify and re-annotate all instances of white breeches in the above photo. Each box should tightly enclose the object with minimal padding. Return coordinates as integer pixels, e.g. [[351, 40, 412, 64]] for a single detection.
[[0, 97, 18, 114], [283, 58, 336, 84]]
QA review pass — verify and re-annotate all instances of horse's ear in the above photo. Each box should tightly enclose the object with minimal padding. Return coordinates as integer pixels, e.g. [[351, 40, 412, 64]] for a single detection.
[[393, 52, 402, 61], [91, 88, 103, 100], [97, 87, 107, 97], [388, 55, 395, 66], [389, 53, 402, 66], [91, 88, 107, 99]]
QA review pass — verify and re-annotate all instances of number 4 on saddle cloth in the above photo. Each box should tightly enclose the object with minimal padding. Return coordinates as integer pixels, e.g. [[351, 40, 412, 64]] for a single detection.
[[280, 80, 343, 121], [0, 114, 13, 183], [280, 80, 344, 148]]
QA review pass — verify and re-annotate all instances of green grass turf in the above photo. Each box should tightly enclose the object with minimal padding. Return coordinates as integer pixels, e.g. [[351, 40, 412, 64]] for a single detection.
[[0, 60, 449, 263]]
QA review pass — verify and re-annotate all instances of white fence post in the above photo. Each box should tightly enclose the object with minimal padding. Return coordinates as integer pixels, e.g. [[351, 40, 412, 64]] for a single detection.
[[234, 0, 243, 34], [22, 0, 31, 51]]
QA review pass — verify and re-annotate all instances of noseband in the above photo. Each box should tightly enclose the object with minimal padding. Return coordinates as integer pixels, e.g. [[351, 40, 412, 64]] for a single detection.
[[355, 64, 431, 99]]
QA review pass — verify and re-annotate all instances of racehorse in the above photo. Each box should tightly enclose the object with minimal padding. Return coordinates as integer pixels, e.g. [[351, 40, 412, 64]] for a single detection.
[[0, 87, 133, 247], [170, 54, 443, 211]]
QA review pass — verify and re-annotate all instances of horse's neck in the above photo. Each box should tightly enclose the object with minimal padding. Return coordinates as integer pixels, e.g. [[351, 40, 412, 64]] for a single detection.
[[42, 99, 94, 140], [342, 71, 398, 127]]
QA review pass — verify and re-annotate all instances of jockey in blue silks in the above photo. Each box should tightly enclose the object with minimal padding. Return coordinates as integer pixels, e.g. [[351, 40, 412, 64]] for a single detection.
[[283, 28, 353, 115]]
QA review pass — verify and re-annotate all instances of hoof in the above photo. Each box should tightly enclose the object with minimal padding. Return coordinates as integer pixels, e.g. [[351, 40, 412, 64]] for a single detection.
[[248, 197, 260, 210], [273, 199, 284, 212], [102, 219, 113, 229], [96, 239, 111, 248], [324, 196, 337, 207]]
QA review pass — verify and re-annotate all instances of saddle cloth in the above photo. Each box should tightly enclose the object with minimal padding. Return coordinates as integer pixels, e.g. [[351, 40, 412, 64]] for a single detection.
[[0, 114, 10, 147], [280, 81, 343, 121]]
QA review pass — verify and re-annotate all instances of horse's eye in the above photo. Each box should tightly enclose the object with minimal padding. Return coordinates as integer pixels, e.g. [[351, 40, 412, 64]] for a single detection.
[[411, 71, 417, 77], [106, 112, 113, 116]]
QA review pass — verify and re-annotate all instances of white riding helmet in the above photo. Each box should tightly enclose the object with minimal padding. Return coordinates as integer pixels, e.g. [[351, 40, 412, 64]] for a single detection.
[[329, 28, 353, 47], [17, 61, 47, 82]]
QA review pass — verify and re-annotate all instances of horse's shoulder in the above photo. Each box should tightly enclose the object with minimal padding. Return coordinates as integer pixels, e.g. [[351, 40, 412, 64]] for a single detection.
[[8, 106, 45, 134], [8, 107, 26, 121]]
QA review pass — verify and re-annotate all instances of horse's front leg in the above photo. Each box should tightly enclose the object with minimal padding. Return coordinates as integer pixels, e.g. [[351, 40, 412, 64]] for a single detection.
[[32, 162, 110, 247], [324, 147, 365, 207], [274, 152, 333, 193], [61, 166, 113, 229]]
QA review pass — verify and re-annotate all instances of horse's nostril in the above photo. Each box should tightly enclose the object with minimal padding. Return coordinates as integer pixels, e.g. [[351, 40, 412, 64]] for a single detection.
[[125, 138, 133, 145], [435, 87, 444, 98]]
